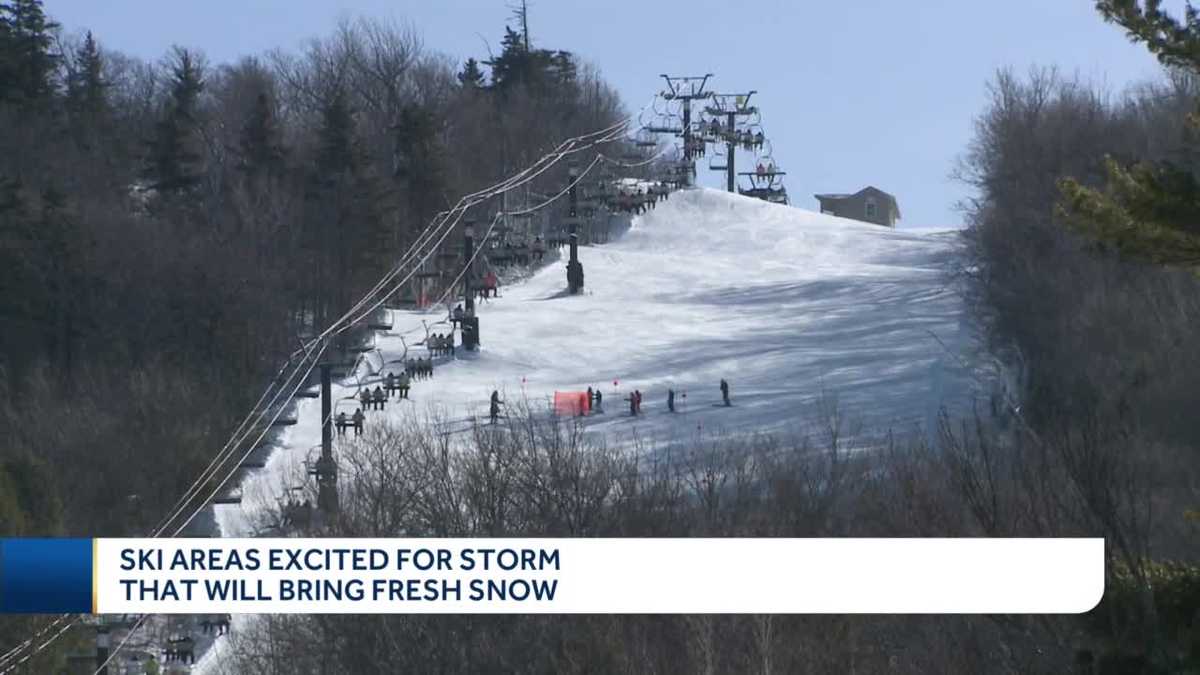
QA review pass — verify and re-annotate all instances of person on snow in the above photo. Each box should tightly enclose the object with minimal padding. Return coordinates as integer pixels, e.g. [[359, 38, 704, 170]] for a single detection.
[[359, 388, 371, 410], [353, 408, 365, 436], [667, 388, 676, 413], [452, 304, 464, 326], [586, 387, 594, 413], [386, 372, 396, 397], [372, 386, 385, 411], [594, 388, 603, 411], [336, 411, 348, 435], [489, 390, 503, 424], [720, 379, 731, 406], [483, 271, 499, 298], [398, 371, 411, 399], [533, 236, 546, 262], [629, 391, 638, 416]]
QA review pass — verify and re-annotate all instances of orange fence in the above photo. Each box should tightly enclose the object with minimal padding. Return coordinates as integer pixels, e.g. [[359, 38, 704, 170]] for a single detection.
[[553, 391, 590, 417]]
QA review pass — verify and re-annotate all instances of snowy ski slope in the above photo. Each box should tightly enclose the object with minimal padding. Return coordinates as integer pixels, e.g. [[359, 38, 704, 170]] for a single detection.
[[214, 187, 983, 538]]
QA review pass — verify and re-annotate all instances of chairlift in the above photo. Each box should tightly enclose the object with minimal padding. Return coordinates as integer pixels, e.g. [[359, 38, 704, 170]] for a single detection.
[[295, 388, 320, 399], [271, 417, 298, 426], [708, 147, 727, 172]]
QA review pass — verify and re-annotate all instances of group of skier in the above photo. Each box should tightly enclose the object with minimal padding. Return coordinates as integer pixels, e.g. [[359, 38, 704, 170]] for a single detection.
[[428, 332, 455, 357], [359, 385, 388, 412], [701, 120, 765, 151], [385, 370, 411, 399], [479, 270, 500, 299], [613, 182, 669, 215], [406, 356, 434, 380], [335, 408, 367, 436]]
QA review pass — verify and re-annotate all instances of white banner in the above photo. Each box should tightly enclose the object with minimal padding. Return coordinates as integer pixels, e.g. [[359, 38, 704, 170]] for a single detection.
[[95, 538, 1104, 614]]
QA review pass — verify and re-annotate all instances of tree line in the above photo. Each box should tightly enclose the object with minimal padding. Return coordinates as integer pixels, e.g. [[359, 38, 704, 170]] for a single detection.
[[0, 1, 623, 540]]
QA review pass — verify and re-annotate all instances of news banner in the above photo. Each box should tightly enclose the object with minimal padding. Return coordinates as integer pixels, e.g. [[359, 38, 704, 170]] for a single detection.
[[0, 538, 1103, 614]]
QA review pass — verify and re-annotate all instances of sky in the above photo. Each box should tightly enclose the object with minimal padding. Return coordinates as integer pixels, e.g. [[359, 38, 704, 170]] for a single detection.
[[45, 0, 1174, 229]]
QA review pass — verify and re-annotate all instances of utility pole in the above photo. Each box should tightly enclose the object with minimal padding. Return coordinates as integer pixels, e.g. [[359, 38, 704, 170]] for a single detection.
[[566, 163, 584, 294], [461, 220, 480, 349], [704, 91, 757, 193], [660, 74, 713, 187], [314, 362, 338, 518]]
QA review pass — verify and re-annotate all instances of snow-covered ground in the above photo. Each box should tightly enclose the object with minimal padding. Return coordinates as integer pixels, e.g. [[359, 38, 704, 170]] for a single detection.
[[191, 186, 990, 673], [214, 187, 986, 540]]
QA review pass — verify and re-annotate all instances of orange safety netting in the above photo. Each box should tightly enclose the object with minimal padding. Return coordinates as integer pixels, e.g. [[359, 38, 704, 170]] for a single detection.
[[553, 391, 590, 417]]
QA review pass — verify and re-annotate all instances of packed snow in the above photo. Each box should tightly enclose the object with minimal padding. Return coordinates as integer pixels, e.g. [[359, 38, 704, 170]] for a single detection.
[[214, 187, 986, 540]]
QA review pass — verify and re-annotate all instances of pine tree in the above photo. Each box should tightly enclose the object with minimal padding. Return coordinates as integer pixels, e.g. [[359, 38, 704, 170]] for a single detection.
[[0, 0, 59, 104], [457, 58, 486, 89], [485, 26, 530, 91], [1058, 1, 1200, 266], [145, 47, 206, 193], [66, 31, 107, 119], [393, 104, 446, 227], [315, 86, 355, 180], [238, 91, 285, 180], [1059, 4, 1200, 666]]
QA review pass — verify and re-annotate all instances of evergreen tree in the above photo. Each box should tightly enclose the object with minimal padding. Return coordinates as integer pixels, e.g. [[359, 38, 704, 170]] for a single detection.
[[0, 0, 59, 104], [315, 85, 355, 181], [1059, 1, 1200, 266], [66, 31, 107, 119], [393, 104, 446, 227], [145, 47, 206, 193], [238, 91, 285, 180], [457, 57, 486, 89], [1059, 5, 1200, 668]]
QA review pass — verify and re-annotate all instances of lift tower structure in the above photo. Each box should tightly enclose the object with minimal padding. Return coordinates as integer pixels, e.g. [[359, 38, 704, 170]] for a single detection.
[[660, 74, 713, 186], [705, 91, 758, 193]]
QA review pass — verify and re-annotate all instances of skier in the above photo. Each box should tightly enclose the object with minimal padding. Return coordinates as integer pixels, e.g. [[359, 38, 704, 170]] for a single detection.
[[385, 372, 396, 398], [636, 390, 643, 414], [720, 379, 730, 406], [452, 303, 464, 327], [489, 390, 503, 424], [667, 388, 676, 413], [398, 371, 411, 399], [372, 386, 385, 411], [359, 388, 371, 411], [353, 408, 365, 436], [336, 411, 348, 436], [594, 388, 603, 411], [532, 236, 546, 262], [629, 391, 637, 416], [586, 387, 594, 413]]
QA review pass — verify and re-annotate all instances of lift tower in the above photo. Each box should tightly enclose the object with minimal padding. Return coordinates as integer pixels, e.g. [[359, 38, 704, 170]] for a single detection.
[[705, 91, 758, 193], [313, 361, 338, 519], [660, 74, 713, 186], [566, 162, 584, 294], [461, 219, 480, 349]]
